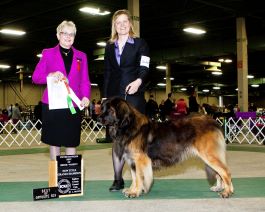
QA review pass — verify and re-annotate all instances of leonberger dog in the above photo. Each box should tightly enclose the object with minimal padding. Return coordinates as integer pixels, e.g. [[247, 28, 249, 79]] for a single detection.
[[98, 97, 233, 198]]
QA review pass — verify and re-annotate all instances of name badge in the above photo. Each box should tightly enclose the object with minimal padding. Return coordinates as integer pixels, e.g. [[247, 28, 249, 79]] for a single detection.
[[140, 56, 150, 68]]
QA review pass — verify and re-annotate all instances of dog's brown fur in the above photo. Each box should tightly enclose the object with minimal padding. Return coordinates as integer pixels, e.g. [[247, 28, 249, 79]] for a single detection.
[[98, 97, 234, 198]]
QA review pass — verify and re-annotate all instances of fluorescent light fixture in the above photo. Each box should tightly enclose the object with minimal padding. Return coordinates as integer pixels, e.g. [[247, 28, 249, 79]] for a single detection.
[[157, 83, 166, 87], [0, 64, 10, 69], [79, 7, 110, 16], [205, 66, 221, 71], [224, 59, 232, 63], [96, 42, 106, 47], [180, 88, 187, 91], [218, 58, 232, 63], [0, 29, 26, 35], [247, 75, 254, 79], [202, 89, 210, 92], [183, 27, 206, 34], [37, 54, 42, 58], [212, 71, 222, 75], [156, 65, 167, 70], [91, 83, 98, 86], [163, 77, 174, 80], [251, 84, 259, 88], [94, 55, 104, 61], [213, 86, 220, 90]]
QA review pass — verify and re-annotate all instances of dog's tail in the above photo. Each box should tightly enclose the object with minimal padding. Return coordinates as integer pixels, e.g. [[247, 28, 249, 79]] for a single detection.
[[205, 164, 218, 185]]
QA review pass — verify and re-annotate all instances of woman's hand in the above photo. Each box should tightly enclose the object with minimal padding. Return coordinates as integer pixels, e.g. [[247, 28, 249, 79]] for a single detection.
[[48, 71, 65, 82], [126, 78, 142, 95], [81, 97, 90, 107]]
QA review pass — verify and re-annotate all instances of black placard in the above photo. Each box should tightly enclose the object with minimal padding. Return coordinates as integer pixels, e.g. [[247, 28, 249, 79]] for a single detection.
[[33, 187, 59, 201], [56, 155, 82, 196]]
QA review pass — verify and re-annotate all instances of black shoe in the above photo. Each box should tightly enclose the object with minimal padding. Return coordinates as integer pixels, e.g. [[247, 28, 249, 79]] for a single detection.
[[109, 179, 124, 192]]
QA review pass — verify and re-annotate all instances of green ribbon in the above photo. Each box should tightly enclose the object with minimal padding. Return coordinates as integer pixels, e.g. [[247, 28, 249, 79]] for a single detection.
[[67, 95, 76, 114]]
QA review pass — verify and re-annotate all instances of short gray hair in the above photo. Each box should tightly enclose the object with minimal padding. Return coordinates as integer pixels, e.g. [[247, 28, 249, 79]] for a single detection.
[[56, 20, 76, 36]]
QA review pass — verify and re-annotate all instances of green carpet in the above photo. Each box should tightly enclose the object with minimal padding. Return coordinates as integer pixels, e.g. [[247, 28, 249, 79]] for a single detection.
[[0, 143, 112, 156], [0, 143, 264, 156], [0, 178, 264, 202]]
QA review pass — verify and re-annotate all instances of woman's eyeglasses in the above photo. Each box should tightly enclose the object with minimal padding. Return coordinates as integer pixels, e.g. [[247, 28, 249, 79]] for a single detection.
[[60, 32, 75, 37]]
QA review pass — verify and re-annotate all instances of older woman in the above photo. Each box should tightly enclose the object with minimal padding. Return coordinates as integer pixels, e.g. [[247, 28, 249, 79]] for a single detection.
[[32, 20, 91, 161]]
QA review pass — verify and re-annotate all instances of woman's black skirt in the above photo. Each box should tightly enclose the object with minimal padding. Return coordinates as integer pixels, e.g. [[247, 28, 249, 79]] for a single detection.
[[41, 103, 82, 147]]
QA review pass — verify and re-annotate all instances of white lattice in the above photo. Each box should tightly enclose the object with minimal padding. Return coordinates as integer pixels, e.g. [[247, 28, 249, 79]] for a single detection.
[[1, 117, 264, 148], [0, 118, 106, 148], [224, 117, 265, 145]]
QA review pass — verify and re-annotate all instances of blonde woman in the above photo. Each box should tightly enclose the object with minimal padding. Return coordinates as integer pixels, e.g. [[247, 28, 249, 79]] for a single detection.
[[103, 9, 150, 192]]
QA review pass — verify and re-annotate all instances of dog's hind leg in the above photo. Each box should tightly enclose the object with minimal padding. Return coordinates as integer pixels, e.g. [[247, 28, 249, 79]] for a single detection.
[[205, 164, 224, 192], [196, 133, 234, 198], [200, 153, 233, 198]]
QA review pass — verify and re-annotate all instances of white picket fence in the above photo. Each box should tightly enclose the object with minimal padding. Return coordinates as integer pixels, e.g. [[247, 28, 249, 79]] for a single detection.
[[0, 117, 264, 148], [0, 119, 105, 148]]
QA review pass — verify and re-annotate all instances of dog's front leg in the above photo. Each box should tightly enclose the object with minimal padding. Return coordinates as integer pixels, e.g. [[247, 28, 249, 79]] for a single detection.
[[122, 155, 144, 198]]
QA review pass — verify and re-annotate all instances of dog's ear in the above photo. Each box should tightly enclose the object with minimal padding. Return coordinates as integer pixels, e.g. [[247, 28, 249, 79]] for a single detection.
[[120, 113, 131, 128], [116, 100, 134, 128]]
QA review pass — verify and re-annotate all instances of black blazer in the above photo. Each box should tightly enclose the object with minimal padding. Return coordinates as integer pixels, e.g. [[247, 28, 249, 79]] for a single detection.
[[103, 37, 150, 97]]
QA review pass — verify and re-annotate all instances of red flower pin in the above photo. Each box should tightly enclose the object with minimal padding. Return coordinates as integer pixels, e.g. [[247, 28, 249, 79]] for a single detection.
[[77, 59, 81, 72]]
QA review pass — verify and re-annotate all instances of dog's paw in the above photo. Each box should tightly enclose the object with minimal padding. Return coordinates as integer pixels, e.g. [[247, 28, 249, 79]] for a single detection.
[[219, 190, 233, 198], [210, 185, 223, 192], [122, 188, 140, 198]]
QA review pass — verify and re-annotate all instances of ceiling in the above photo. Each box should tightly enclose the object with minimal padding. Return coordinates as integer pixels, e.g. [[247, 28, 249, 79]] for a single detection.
[[1, 0, 265, 96]]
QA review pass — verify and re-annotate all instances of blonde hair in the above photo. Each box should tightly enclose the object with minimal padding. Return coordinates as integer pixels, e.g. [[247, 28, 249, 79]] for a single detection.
[[56, 20, 76, 36], [109, 9, 136, 43]]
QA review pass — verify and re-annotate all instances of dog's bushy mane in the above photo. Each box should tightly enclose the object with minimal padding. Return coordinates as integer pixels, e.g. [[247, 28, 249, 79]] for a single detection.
[[109, 98, 151, 159]]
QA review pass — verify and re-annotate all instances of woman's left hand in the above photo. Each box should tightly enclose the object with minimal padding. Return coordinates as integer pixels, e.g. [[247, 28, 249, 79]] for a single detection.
[[81, 97, 90, 107], [126, 78, 142, 95]]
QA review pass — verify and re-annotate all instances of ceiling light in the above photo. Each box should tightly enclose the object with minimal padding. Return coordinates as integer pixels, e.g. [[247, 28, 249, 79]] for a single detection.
[[37, 54, 42, 58], [247, 75, 254, 79], [205, 66, 221, 71], [94, 55, 104, 61], [163, 77, 174, 80], [91, 83, 98, 86], [213, 86, 220, 90], [96, 42, 106, 47], [183, 27, 206, 34], [218, 58, 224, 62], [180, 88, 187, 91], [224, 59, 232, 63], [156, 65, 166, 70], [202, 89, 210, 92], [157, 83, 166, 87], [0, 29, 26, 36], [0, 64, 10, 69], [212, 71, 222, 75], [251, 84, 259, 88], [79, 7, 110, 16], [235, 88, 238, 91]]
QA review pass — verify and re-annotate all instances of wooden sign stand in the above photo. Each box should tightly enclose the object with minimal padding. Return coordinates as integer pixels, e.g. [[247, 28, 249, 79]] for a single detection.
[[48, 155, 83, 197]]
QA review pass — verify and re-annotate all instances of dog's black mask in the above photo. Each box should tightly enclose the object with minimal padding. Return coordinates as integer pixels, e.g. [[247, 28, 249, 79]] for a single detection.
[[97, 97, 134, 128]]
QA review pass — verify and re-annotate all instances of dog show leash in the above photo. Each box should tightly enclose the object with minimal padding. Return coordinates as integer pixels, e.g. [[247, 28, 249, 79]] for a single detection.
[[124, 86, 131, 101]]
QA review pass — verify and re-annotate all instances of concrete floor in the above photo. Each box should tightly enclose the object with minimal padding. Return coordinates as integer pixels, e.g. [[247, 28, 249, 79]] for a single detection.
[[1, 144, 265, 211]]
